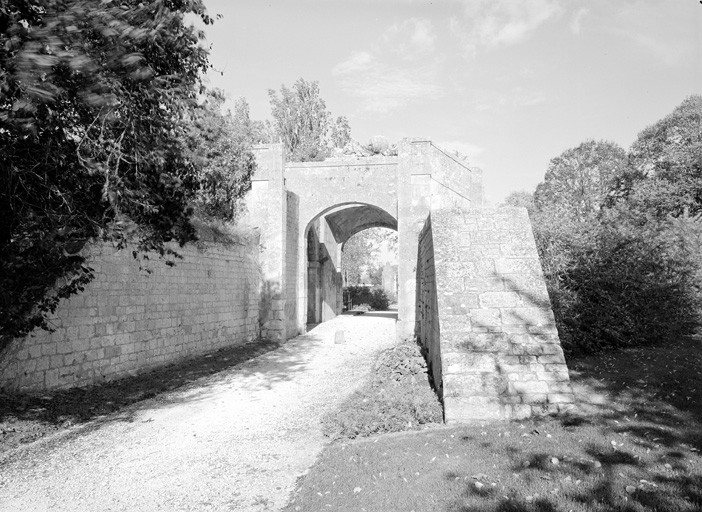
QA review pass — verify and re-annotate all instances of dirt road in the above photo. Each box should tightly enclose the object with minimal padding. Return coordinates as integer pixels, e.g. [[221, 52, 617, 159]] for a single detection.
[[0, 313, 397, 511]]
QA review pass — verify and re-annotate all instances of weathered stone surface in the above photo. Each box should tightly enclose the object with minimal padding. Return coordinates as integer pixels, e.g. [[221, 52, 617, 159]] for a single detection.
[[415, 206, 575, 422]]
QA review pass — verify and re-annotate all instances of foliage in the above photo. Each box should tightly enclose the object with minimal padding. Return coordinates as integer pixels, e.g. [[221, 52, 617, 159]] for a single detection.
[[346, 286, 390, 311], [183, 89, 256, 222], [534, 206, 702, 354], [500, 190, 534, 213], [531, 98, 702, 355], [320, 340, 442, 440], [0, 0, 218, 339], [341, 227, 396, 286], [268, 78, 330, 161], [267, 78, 352, 161], [534, 140, 627, 222], [329, 115, 351, 149], [609, 94, 702, 218]]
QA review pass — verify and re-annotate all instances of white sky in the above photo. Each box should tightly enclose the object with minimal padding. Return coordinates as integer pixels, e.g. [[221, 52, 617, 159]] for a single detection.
[[199, 0, 702, 204]]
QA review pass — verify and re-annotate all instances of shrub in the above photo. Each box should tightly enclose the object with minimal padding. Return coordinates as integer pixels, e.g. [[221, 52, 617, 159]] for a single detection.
[[533, 206, 702, 355], [345, 286, 390, 311], [321, 340, 443, 440]]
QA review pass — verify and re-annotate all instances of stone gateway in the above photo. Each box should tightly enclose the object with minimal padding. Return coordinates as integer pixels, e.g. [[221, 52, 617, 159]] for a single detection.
[[246, 139, 574, 422]]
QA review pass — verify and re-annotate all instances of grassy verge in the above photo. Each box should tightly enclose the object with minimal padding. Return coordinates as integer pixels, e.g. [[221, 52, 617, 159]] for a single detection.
[[0, 339, 279, 454], [284, 336, 702, 511]]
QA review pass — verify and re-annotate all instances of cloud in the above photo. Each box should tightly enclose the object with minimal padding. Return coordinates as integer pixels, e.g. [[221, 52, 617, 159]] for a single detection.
[[332, 51, 374, 75], [381, 18, 436, 59], [613, 30, 692, 67], [334, 64, 443, 114], [471, 86, 546, 112], [569, 7, 589, 35], [451, 0, 562, 54], [332, 18, 442, 113]]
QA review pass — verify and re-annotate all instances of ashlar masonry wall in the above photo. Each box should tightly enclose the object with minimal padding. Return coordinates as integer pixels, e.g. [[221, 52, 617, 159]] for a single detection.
[[416, 207, 575, 422], [0, 237, 260, 392]]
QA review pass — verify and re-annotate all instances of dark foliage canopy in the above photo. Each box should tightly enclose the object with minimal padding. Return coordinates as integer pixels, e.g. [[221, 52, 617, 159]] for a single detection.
[[0, 0, 218, 338]]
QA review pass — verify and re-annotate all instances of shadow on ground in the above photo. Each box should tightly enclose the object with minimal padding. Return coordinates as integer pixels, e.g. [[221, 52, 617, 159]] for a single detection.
[[0, 334, 325, 453], [448, 335, 702, 512]]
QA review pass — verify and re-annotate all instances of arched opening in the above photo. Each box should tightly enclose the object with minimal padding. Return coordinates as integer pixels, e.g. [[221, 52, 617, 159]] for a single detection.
[[303, 203, 397, 329]]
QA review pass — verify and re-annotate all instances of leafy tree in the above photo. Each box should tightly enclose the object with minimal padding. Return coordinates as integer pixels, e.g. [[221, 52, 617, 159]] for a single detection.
[[184, 89, 256, 221], [341, 228, 396, 286], [534, 140, 627, 221], [501, 190, 534, 213], [231, 96, 273, 145], [530, 110, 702, 355], [609, 95, 702, 218], [329, 115, 351, 149], [268, 78, 354, 161], [268, 78, 330, 161], [0, 0, 216, 339]]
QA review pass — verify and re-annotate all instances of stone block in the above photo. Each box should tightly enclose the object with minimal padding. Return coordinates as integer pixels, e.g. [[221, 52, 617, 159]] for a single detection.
[[479, 292, 521, 308], [469, 308, 501, 328], [445, 396, 506, 422], [443, 352, 497, 373], [548, 393, 575, 404], [463, 277, 504, 293], [460, 333, 510, 352], [508, 380, 549, 395], [501, 307, 553, 326], [537, 354, 567, 364], [444, 372, 508, 396], [494, 258, 542, 276], [509, 404, 533, 420]]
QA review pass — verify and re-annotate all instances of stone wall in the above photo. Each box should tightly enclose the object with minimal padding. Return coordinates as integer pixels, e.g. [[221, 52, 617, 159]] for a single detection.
[[0, 237, 260, 392], [415, 207, 574, 422], [285, 191, 300, 337], [415, 217, 443, 397]]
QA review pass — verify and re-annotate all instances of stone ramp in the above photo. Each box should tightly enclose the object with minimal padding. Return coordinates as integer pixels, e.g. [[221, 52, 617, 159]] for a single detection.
[[0, 315, 397, 512], [415, 207, 575, 422]]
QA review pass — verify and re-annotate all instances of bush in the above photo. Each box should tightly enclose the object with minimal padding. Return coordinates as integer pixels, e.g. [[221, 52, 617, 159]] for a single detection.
[[321, 340, 443, 440], [346, 286, 390, 311], [533, 206, 702, 355]]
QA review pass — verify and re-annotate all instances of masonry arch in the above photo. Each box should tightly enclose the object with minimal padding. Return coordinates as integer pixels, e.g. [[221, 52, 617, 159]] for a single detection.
[[302, 202, 398, 328], [248, 139, 482, 341]]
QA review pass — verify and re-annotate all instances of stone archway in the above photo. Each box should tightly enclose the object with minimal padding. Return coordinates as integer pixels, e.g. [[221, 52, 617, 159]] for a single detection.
[[302, 203, 398, 329], [243, 139, 575, 422]]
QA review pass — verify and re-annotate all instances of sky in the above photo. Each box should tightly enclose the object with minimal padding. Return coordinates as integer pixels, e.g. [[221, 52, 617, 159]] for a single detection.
[[198, 0, 702, 205]]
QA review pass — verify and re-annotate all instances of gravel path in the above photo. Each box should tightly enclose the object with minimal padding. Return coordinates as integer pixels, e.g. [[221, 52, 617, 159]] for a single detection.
[[0, 313, 398, 511]]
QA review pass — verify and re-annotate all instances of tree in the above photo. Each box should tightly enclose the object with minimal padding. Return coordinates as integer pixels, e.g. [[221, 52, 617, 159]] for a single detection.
[[341, 228, 396, 286], [534, 140, 627, 221], [329, 115, 351, 149], [609, 95, 702, 218], [231, 96, 273, 145], [529, 108, 702, 355], [501, 190, 534, 213], [183, 89, 256, 222], [268, 78, 332, 161], [0, 0, 215, 339]]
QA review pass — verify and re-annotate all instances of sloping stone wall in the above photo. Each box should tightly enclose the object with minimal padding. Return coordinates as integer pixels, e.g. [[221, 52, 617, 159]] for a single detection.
[[0, 237, 260, 392], [415, 207, 574, 422]]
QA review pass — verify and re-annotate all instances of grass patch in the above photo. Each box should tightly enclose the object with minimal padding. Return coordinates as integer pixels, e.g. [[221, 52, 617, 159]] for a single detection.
[[285, 336, 702, 511], [321, 340, 443, 440]]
